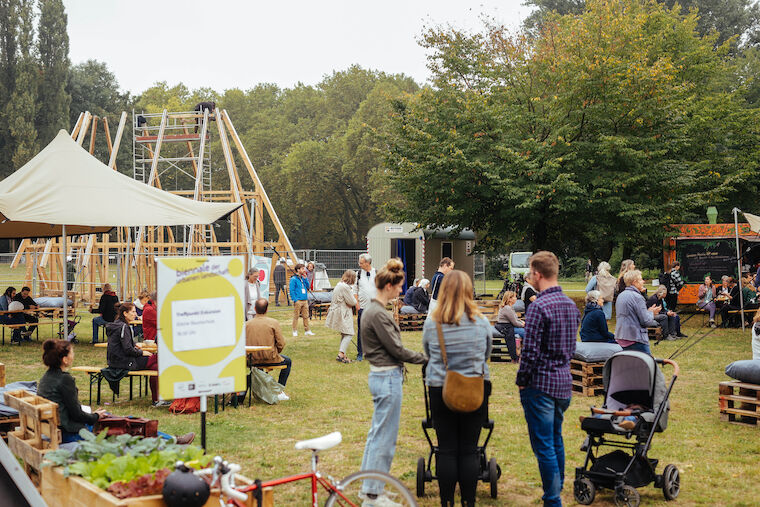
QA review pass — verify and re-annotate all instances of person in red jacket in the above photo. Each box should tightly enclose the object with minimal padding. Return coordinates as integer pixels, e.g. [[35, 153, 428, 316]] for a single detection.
[[142, 292, 157, 342], [141, 293, 166, 406]]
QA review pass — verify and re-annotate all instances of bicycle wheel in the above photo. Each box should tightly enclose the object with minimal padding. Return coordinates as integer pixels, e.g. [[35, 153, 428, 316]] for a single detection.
[[324, 470, 417, 507]]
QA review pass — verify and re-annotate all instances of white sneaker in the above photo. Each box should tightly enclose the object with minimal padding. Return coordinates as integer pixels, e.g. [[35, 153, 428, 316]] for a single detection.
[[277, 392, 290, 401], [292, 331, 298, 337], [304, 330, 315, 336], [360, 493, 401, 507]]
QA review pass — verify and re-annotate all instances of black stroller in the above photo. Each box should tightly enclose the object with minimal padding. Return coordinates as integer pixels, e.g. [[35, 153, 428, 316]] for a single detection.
[[574, 351, 680, 507], [416, 366, 501, 499]]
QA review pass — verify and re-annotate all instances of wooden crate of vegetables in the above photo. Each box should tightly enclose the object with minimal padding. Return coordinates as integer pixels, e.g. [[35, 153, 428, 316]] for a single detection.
[[40, 430, 254, 507]]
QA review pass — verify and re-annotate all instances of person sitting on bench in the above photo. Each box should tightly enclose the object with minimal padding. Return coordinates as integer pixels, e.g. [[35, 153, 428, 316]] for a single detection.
[[39, 339, 193, 444], [412, 278, 431, 313], [92, 284, 119, 343], [1, 286, 28, 343], [245, 298, 291, 402], [106, 303, 158, 403], [13, 286, 38, 335]]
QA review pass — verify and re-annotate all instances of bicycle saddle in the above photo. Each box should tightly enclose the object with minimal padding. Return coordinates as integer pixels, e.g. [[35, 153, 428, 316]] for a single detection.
[[295, 432, 342, 451]]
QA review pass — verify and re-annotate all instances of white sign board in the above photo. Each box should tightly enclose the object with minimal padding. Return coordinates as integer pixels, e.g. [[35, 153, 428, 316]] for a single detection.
[[251, 255, 272, 299], [157, 256, 246, 400]]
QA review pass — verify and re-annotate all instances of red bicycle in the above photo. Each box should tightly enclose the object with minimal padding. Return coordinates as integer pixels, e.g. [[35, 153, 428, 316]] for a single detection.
[[195, 431, 416, 506]]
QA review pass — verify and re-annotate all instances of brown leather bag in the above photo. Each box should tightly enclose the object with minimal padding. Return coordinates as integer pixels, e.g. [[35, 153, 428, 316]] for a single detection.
[[95, 416, 158, 437], [436, 321, 484, 413]]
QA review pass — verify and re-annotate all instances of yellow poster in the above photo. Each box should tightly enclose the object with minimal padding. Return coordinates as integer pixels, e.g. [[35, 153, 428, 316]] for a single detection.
[[156, 256, 246, 400]]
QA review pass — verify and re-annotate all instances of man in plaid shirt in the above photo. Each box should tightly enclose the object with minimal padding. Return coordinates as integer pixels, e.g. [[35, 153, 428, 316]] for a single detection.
[[516, 251, 581, 506]]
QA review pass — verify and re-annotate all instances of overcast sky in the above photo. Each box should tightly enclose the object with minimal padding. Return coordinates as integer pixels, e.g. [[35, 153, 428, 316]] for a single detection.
[[62, 0, 532, 94]]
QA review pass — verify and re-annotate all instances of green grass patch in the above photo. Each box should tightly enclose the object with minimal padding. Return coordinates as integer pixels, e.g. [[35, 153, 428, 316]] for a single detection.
[[2, 296, 758, 505]]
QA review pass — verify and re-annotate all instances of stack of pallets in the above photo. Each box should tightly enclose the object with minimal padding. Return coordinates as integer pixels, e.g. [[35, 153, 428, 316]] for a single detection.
[[490, 333, 515, 362], [719, 381, 760, 428], [571, 359, 605, 396], [5, 389, 60, 485]]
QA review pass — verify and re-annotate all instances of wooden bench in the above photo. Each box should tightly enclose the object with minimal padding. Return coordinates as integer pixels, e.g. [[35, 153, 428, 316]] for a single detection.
[[719, 380, 760, 428], [70, 366, 156, 406], [311, 302, 331, 320], [391, 299, 426, 331], [5, 389, 60, 485], [476, 300, 501, 323]]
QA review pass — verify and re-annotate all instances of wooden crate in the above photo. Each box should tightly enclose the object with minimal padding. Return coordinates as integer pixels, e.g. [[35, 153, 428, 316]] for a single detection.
[[0, 362, 5, 386], [0, 416, 20, 442], [719, 381, 760, 428], [5, 389, 60, 485], [476, 300, 500, 323], [572, 383, 605, 397], [570, 360, 605, 397], [41, 466, 259, 507], [397, 313, 426, 331]]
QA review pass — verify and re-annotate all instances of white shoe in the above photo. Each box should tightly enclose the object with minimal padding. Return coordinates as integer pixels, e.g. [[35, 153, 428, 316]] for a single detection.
[[360, 493, 401, 507], [292, 331, 298, 337], [277, 392, 290, 401], [304, 330, 315, 336]]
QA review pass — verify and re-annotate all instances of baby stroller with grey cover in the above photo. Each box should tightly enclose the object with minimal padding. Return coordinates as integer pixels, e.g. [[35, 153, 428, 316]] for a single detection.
[[574, 351, 680, 507]]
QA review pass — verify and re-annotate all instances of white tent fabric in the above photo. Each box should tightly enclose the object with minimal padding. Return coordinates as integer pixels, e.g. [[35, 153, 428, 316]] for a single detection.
[[745, 212, 760, 234], [0, 130, 241, 237]]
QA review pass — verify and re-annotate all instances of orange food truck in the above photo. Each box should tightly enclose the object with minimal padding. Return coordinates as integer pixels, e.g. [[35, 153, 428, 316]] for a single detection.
[[664, 223, 760, 305]]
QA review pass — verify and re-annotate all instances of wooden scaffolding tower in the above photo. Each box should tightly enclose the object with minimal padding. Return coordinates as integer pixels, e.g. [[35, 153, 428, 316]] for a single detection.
[[11, 108, 297, 304]]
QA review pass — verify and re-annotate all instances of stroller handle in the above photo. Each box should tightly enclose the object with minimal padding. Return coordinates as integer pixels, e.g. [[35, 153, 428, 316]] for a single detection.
[[656, 358, 679, 377]]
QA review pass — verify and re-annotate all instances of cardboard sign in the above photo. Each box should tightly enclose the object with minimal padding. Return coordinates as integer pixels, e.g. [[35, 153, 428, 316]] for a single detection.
[[156, 256, 246, 400]]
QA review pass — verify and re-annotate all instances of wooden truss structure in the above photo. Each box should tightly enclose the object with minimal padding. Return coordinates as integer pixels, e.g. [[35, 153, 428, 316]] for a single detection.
[[11, 109, 297, 304]]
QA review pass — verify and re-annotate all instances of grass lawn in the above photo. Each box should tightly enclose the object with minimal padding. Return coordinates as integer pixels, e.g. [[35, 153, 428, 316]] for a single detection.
[[2, 289, 759, 505]]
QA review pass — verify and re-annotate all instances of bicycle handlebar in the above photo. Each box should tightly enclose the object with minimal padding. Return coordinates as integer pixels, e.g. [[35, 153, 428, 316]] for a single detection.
[[195, 459, 248, 503]]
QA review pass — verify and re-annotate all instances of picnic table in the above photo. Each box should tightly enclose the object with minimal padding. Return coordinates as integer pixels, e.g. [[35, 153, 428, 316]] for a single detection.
[[0, 307, 70, 344]]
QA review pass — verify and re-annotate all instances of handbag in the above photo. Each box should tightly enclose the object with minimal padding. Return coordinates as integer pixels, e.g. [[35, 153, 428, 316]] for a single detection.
[[436, 321, 484, 413]]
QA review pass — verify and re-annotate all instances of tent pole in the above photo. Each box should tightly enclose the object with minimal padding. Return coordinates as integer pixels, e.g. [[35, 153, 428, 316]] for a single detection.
[[734, 207, 745, 331], [62, 225, 69, 339]]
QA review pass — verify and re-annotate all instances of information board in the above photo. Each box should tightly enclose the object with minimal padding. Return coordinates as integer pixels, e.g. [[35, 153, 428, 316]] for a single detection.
[[677, 239, 737, 283], [156, 256, 246, 400]]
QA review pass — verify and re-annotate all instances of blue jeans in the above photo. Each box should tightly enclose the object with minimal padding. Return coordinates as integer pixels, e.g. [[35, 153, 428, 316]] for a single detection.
[[520, 387, 571, 507], [360, 367, 403, 495], [356, 309, 364, 359], [623, 341, 651, 355], [92, 316, 106, 343], [514, 327, 526, 339]]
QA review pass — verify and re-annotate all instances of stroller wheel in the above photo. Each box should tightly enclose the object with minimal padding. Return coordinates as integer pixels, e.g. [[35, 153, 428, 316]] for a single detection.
[[488, 458, 499, 499], [662, 464, 680, 501], [614, 485, 640, 507], [573, 477, 595, 505], [416, 457, 425, 498]]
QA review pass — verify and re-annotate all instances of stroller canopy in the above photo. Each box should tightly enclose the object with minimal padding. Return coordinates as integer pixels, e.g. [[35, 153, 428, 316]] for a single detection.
[[603, 351, 669, 431]]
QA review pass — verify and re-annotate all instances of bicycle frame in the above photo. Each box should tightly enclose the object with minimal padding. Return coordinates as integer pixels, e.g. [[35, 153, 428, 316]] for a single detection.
[[234, 452, 354, 507]]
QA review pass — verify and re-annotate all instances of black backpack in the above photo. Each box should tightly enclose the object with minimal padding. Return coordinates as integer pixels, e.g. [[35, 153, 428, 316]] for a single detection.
[[658, 271, 670, 288]]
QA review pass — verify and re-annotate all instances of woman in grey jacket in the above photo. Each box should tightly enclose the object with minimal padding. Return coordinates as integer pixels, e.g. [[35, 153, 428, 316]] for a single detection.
[[614, 270, 660, 355], [359, 258, 427, 505], [422, 270, 492, 507]]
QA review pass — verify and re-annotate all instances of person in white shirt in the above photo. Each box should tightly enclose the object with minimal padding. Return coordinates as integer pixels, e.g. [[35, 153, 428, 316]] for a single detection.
[[353, 253, 377, 362], [245, 268, 261, 321]]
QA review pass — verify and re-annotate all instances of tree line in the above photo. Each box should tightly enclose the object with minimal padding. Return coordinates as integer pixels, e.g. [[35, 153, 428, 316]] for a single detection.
[[1, 0, 759, 259]]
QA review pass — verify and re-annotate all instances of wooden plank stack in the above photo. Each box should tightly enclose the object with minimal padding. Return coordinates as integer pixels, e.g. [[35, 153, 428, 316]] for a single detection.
[[476, 300, 500, 323], [719, 380, 760, 428], [5, 389, 60, 485], [490, 333, 515, 362], [571, 359, 605, 397], [392, 299, 426, 331]]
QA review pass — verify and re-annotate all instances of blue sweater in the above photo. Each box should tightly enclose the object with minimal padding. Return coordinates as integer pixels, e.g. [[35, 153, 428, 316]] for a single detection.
[[580, 303, 615, 343], [289, 275, 309, 302]]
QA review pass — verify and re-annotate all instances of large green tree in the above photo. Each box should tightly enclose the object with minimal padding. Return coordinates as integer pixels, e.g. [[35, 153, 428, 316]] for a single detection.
[[525, 0, 760, 49], [6, 0, 38, 168], [381, 0, 759, 259], [0, 0, 19, 170], [36, 0, 70, 144]]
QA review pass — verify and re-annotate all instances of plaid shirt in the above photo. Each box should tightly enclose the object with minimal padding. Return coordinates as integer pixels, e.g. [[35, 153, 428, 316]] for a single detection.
[[516, 285, 580, 399]]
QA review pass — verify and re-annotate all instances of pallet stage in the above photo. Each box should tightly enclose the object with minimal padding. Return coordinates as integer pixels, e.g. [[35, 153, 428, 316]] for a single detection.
[[719, 380, 760, 428], [571, 359, 605, 397]]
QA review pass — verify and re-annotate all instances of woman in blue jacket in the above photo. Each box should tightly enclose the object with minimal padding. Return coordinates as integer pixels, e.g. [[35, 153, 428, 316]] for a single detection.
[[580, 291, 615, 343]]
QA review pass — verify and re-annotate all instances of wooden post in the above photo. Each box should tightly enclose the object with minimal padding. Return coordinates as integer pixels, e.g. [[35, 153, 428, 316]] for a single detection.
[[0, 363, 5, 387]]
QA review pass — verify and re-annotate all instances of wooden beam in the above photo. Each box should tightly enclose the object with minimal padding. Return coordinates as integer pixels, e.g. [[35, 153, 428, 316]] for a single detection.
[[88, 116, 98, 154], [222, 110, 297, 262], [107, 112, 127, 169], [76, 112, 91, 146]]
